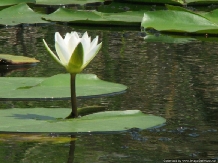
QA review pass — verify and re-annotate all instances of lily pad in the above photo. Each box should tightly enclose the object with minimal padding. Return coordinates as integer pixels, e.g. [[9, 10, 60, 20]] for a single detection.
[[0, 73, 127, 100], [115, 0, 184, 5], [185, 0, 218, 5], [0, 108, 166, 133], [43, 8, 145, 26], [165, 4, 195, 13], [36, 0, 104, 5], [141, 10, 218, 34], [0, 3, 48, 26], [201, 9, 218, 24], [116, 0, 218, 5], [0, 54, 39, 65], [0, 0, 34, 6]]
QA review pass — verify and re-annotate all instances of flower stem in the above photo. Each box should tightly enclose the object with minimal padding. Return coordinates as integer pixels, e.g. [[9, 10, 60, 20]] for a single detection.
[[66, 73, 78, 119]]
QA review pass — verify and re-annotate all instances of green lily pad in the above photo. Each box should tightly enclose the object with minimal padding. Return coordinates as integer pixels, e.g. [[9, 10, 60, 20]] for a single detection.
[[167, 5, 218, 25], [0, 73, 127, 100], [0, 3, 48, 26], [0, 0, 34, 6], [43, 8, 144, 26], [0, 108, 166, 133], [0, 54, 39, 65], [36, 0, 103, 5], [141, 10, 218, 34], [43, 8, 105, 23], [165, 4, 195, 13], [185, 0, 218, 5], [201, 9, 218, 24], [115, 0, 184, 5], [116, 0, 218, 5]]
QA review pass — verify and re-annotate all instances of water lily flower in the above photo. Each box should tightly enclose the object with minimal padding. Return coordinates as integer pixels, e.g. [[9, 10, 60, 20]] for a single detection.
[[43, 31, 102, 74]]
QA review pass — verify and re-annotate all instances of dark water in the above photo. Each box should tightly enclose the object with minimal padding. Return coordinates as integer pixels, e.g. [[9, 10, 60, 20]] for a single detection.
[[0, 24, 218, 162]]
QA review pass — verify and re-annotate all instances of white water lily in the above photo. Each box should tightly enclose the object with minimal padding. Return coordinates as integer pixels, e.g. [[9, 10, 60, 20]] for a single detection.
[[43, 31, 102, 73]]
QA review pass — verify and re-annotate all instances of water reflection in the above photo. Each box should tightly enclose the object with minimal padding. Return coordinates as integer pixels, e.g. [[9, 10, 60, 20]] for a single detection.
[[0, 65, 34, 77], [68, 136, 76, 163], [0, 25, 218, 162]]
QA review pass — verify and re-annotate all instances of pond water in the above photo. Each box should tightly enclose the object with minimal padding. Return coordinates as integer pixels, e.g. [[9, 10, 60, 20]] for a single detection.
[[0, 23, 218, 162]]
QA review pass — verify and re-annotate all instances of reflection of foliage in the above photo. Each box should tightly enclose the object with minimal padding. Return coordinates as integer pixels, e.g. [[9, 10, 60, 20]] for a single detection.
[[184, 42, 218, 123], [91, 30, 217, 127], [98, 2, 164, 13]]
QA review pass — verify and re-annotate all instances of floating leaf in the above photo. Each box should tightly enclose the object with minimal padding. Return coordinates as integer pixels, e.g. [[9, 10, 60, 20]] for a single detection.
[[43, 8, 144, 26], [0, 0, 34, 6], [0, 74, 127, 100], [36, 0, 103, 5], [165, 4, 208, 18], [165, 4, 195, 13], [185, 0, 218, 5], [115, 0, 218, 5], [0, 108, 166, 133], [77, 106, 106, 116], [114, 0, 184, 5], [201, 9, 218, 24], [141, 10, 218, 34], [0, 54, 39, 65], [0, 3, 48, 26], [43, 8, 105, 23]]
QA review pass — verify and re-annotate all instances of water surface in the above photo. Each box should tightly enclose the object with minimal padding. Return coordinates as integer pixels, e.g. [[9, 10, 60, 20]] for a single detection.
[[0, 24, 218, 162]]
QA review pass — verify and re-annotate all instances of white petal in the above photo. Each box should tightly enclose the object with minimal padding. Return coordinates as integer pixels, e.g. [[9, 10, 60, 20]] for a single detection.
[[89, 36, 98, 52], [82, 31, 89, 40], [64, 32, 71, 43], [55, 32, 64, 43], [55, 32, 71, 53], [72, 31, 80, 39], [82, 42, 102, 69], [81, 36, 91, 56], [55, 41, 70, 65], [67, 33, 80, 55], [43, 39, 63, 66]]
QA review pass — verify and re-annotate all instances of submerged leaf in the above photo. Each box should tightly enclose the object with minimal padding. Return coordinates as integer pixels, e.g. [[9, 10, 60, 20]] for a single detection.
[[144, 34, 197, 44]]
